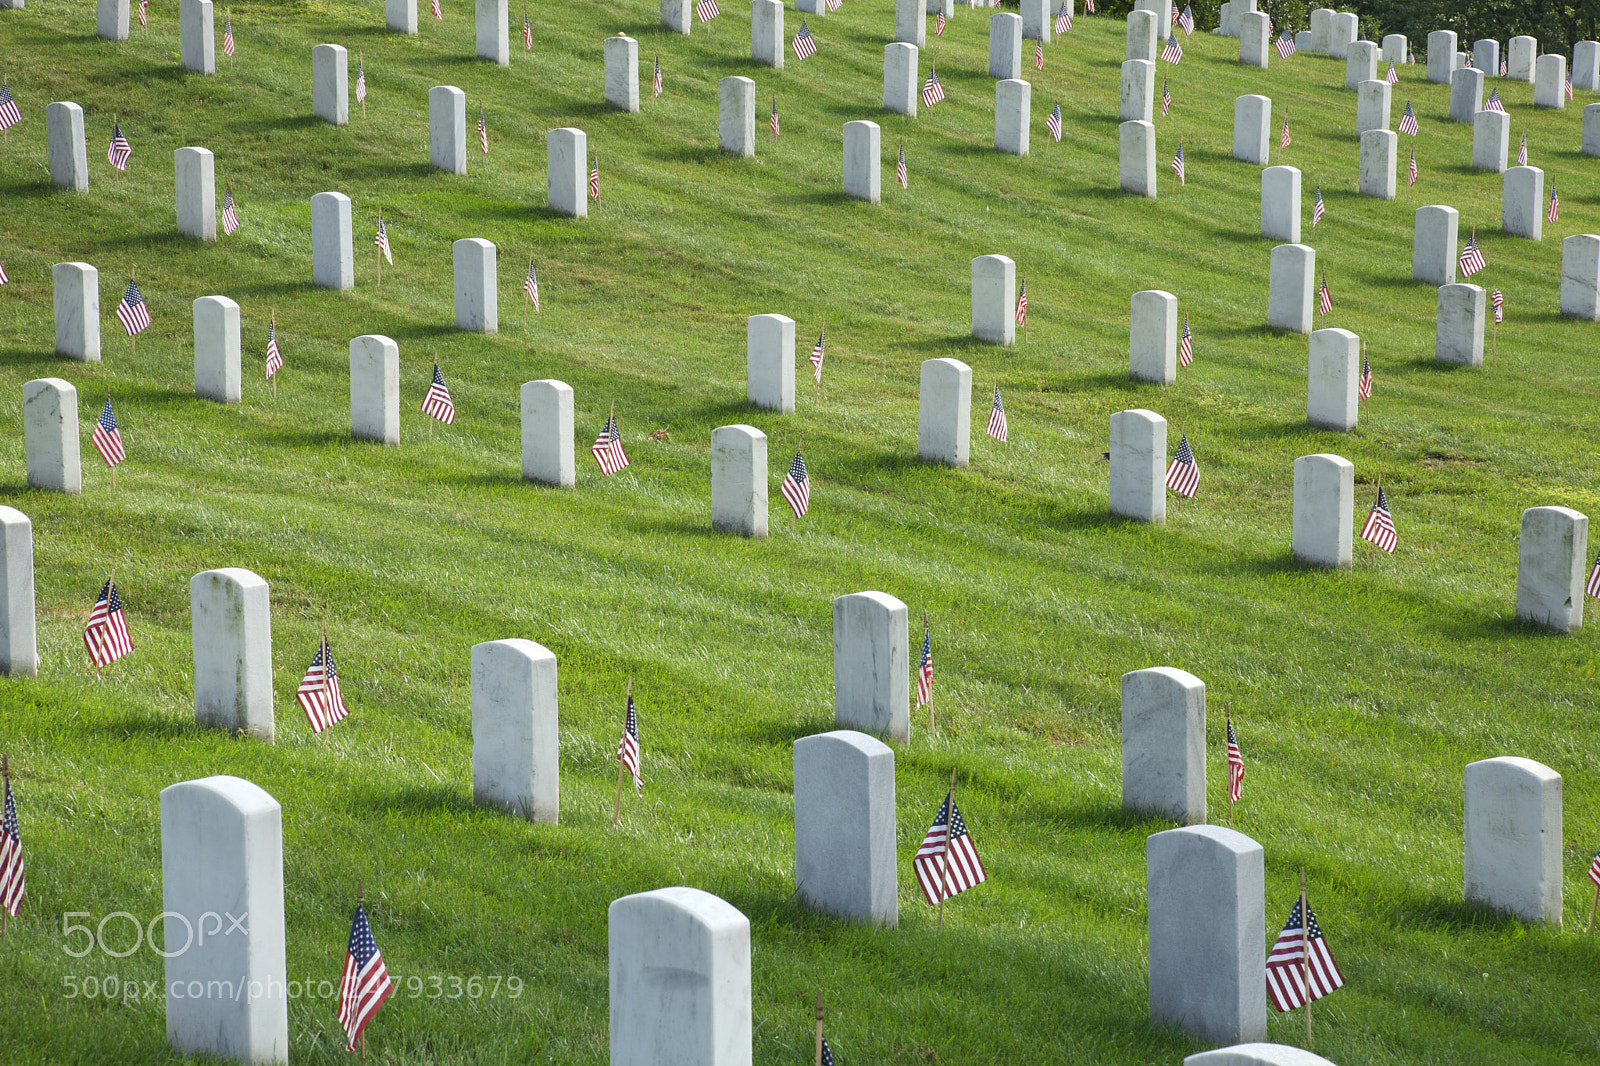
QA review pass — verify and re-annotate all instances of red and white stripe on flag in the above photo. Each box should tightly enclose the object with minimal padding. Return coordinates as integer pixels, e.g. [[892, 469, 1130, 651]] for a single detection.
[[592, 417, 630, 476], [0, 778, 24, 918], [1588, 849, 1600, 889], [84, 582, 133, 668], [297, 642, 351, 733], [1585, 553, 1600, 599], [1265, 903, 1345, 1012], [337, 907, 394, 1052], [911, 795, 986, 905], [915, 632, 933, 708], [1361, 491, 1397, 553], [422, 366, 456, 424]]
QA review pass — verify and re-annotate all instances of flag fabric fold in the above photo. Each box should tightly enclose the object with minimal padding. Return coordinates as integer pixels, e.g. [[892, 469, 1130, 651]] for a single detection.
[[1165, 433, 1198, 497], [1361, 485, 1397, 553], [617, 693, 642, 794], [781, 449, 810, 519], [337, 904, 394, 1052], [1266, 897, 1345, 1012], [592, 412, 629, 476], [421, 364, 456, 424], [912, 792, 987, 905], [297, 638, 351, 733], [117, 279, 151, 336], [986, 385, 1008, 443], [84, 578, 132, 668], [0, 771, 22, 917]]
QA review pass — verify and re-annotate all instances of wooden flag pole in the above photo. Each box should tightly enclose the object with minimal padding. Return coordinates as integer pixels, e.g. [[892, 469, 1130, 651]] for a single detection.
[[1367, 477, 1380, 562], [792, 436, 802, 535], [270, 311, 278, 399], [359, 53, 366, 119], [1019, 276, 1027, 346], [356, 879, 366, 1061], [428, 362, 437, 440], [1300, 867, 1312, 1048], [105, 389, 116, 493], [813, 989, 824, 1066], [1, 754, 7, 936], [1225, 703, 1233, 826], [925, 610, 935, 737], [524, 257, 533, 332], [128, 264, 137, 360], [936, 767, 956, 931], [612, 677, 632, 826], [375, 211, 383, 289], [1589, 876, 1598, 932], [320, 619, 330, 706]]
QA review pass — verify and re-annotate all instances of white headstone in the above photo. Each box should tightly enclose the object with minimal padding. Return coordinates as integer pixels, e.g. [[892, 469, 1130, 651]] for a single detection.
[[1306, 327, 1359, 431], [1560, 234, 1600, 320], [1233, 95, 1270, 164], [1412, 205, 1459, 285], [1268, 244, 1315, 333], [918, 358, 971, 468], [603, 35, 639, 112], [1294, 30, 1311, 53], [843, 120, 881, 202], [609, 888, 751, 1066], [472, 638, 559, 821], [884, 43, 918, 117], [752, 0, 784, 67], [161, 776, 287, 1064], [1327, 12, 1356, 59], [1261, 166, 1300, 242], [1121, 60, 1155, 123], [711, 424, 768, 537], [520, 380, 575, 487], [1355, 78, 1390, 134], [1575, 41, 1600, 91], [1516, 506, 1587, 632], [174, 146, 216, 241], [180, 0, 215, 75], [971, 254, 1016, 345], [387, 0, 418, 33], [1126, 9, 1157, 62], [1472, 109, 1510, 172], [191, 568, 274, 740], [662, 0, 690, 34], [547, 127, 587, 216], [747, 314, 795, 413], [1358, 128, 1396, 199], [1449, 65, 1483, 121], [797, 0, 829, 16], [991, 12, 1023, 78], [1472, 39, 1499, 77], [1129, 289, 1177, 385], [97, 0, 129, 40], [927, 0, 955, 15], [995, 79, 1030, 156], [895, 0, 924, 47], [476, 0, 509, 65], [1020, 0, 1050, 42], [1186, 1046, 1341, 1066], [452, 238, 497, 333], [1506, 35, 1536, 82], [350, 335, 399, 445], [46, 102, 89, 192], [1503, 165, 1544, 240], [193, 295, 240, 403], [719, 77, 755, 158], [1134, 0, 1172, 30], [1109, 408, 1166, 523], [1292, 454, 1353, 568], [1427, 30, 1457, 84], [1121, 667, 1205, 822], [1464, 756, 1562, 923], [429, 85, 467, 175], [1344, 39, 1377, 87], [52, 262, 99, 361], [1216, 0, 1235, 37], [1380, 33, 1407, 64], [312, 44, 348, 126], [1309, 7, 1334, 49], [0, 509, 34, 677], [1120, 119, 1157, 198], [1586, 104, 1600, 158], [1148, 825, 1267, 1045], [1436, 283, 1485, 366], [794, 730, 896, 926], [22, 379, 80, 495], [833, 591, 909, 743], [310, 191, 353, 290], [1239, 11, 1269, 68], [1534, 54, 1567, 109], [1455, 51, 1468, 72]]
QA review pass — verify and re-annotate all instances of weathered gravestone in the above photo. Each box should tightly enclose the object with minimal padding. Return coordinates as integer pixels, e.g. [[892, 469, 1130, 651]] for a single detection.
[[1233, 95, 1270, 164], [609, 888, 751, 1066], [1560, 235, 1600, 320], [1472, 39, 1499, 77], [1294, 30, 1311, 54], [1148, 825, 1267, 1045], [350, 335, 399, 445], [430, 85, 467, 175], [97, 0, 129, 40], [1221, 0, 1255, 38], [753, 0, 784, 68], [972, 254, 1017, 345], [605, 36, 639, 112], [1464, 756, 1562, 923], [1355, 79, 1389, 135], [1534, 54, 1567, 109], [180, 0, 215, 75], [1516, 507, 1587, 633], [387, 0, 418, 34], [22, 379, 80, 494], [1122, 667, 1205, 822], [1473, 110, 1510, 172], [895, 0, 923, 48], [918, 358, 971, 468], [162, 776, 288, 1064], [1109, 409, 1166, 523], [472, 639, 559, 822], [926, 0, 955, 15], [844, 120, 881, 202], [834, 591, 909, 743], [719, 78, 755, 158], [991, 13, 1023, 78], [1120, 120, 1157, 198], [476, 0, 509, 66], [1121, 60, 1155, 123], [1412, 205, 1459, 285], [46, 102, 89, 192], [1358, 129, 1396, 199], [310, 191, 353, 289], [1268, 244, 1315, 333], [1134, 0, 1171, 29], [797, 0, 829, 16], [1575, 41, 1600, 91], [0, 508, 36, 676], [1380, 33, 1407, 64], [174, 146, 216, 241], [747, 314, 795, 413], [312, 44, 348, 126], [1506, 35, 1536, 82], [1129, 289, 1177, 385], [191, 568, 274, 740], [995, 80, 1030, 156], [547, 127, 587, 215], [520, 380, 574, 488], [1449, 65, 1483, 122], [1327, 11, 1356, 58], [1020, 0, 1050, 43], [794, 730, 897, 926], [1293, 454, 1353, 569], [1126, 9, 1157, 63], [1186, 1046, 1342, 1066], [193, 296, 240, 403], [52, 262, 99, 360], [1427, 30, 1457, 84], [1586, 105, 1600, 158], [662, 0, 691, 34], [454, 238, 497, 333], [1306, 328, 1359, 431], [1239, 12, 1269, 69], [1436, 284, 1485, 366], [1504, 166, 1544, 240], [1262, 166, 1300, 242], [884, 43, 918, 117], [711, 425, 768, 537], [1345, 39, 1377, 88]]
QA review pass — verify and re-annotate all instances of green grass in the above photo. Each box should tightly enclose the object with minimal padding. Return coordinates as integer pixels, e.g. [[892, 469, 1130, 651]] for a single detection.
[[3, 0, 1600, 1062]]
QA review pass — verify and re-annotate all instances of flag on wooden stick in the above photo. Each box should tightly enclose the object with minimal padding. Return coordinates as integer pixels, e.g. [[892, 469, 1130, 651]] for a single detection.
[[0, 759, 24, 919], [221, 185, 241, 235], [297, 635, 351, 733], [1265, 891, 1345, 1012], [92, 396, 126, 467], [84, 577, 132, 668], [781, 448, 810, 520], [421, 363, 456, 424], [1360, 484, 1397, 552], [337, 900, 394, 1053], [592, 408, 629, 475], [986, 384, 1008, 442], [912, 784, 987, 906], [0, 78, 21, 131], [108, 118, 132, 170], [1165, 433, 1198, 497]]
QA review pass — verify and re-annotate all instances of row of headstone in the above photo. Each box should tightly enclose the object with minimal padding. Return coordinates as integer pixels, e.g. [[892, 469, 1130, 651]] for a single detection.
[[96, 0, 216, 72]]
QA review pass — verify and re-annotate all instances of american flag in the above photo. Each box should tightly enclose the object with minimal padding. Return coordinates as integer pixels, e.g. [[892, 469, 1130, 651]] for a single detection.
[[297, 637, 351, 733], [374, 216, 392, 264], [1462, 54, 1473, 69], [770, 95, 781, 137], [1516, 132, 1527, 166], [897, 141, 908, 188], [93, 396, 127, 467], [1047, 102, 1062, 142], [0, 263, 8, 285], [338, 904, 394, 1052], [478, 106, 488, 155], [592, 411, 629, 475], [1280, 116, 1291, 148], [1589, 847, 1600, 887], [922, 68, 945, 107], [1265, 897, 1345, 1012], [820, 1037, 835, 1066], [1085, 0, 1092, 12], [356, 58, 367, 104], [986, 384, 1008, 442], [0, 769, 21, 918], [1225, 717, 1244, 803], [1568, 77, 1574, 101], [84, 578, 132, 668], [1160, 33, 1183, 64], [1178, 4, 1193, 34], [0, 79, 21, 131], [1161, 78, 1171, 116], [792, 20, 816, 60], [915, 622, 933, 707], [696, 0, 718, 20], [1178, 312, 1192, 367], [617, 692, 642, 795], [1484, 88, 1505, 113], [1015, 278, 1027, 326], [139, 0, 148, 28], [421, 363, 456, 424], [523, 260, 540, 310], [1035, 35, 1044, 71], [1491, 287, 1503, 325], [589, 155, 600, 201], [1318, 270, 1332, 316], [1586, 549, 1600, 599], [1170, 141, 1184, 184], [108, 118, 131, 171], [1170, 4, 1179, 25], [222, 185, 240, 235], [825, 0, 841, 12], [1311, 184, 1324, 228], [936, 10, 945, 35], [116, 279, 151, 336], [431, 0, 442, 18], [1458, 232, 1485, 278], [1165, 433, 1198, 497], [1499, 57, 1507, 76], [523, 8, 533, 49], [1408, 148, 1417, 186], [1548, 186, 1559, 223], [809, 326, 824, 382], [1385, 62, 1397, 84], [266, 319, 283, 378], [1358, 354, 1372, 399], [1360, 484, 1397, 552], [1054, 3, 1070, 34], [1276, 30, 1295, 59], [223, 11, 234, 56], [781, 448, 810, 519], [1397, 101, 1417, 136], [912, 791, 987, 905], [653, 55, 662, 99]]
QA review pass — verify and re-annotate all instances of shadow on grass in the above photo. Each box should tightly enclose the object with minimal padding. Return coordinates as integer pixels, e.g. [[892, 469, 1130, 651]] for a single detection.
[[1039, 797, 1182, 835], [1434, 611, 1572, 642], [252, 428, 365, 448], [232, 279, 322, 299], [102, 711, 201, 741], [346, 161, 438, 182], [83, 231, 197, 255], [230, 113, 324, 135], [0, 181, 57, 201], [0, 347, 65, 370], [652, 142, 746, 166], [363, 784, 476, 816], [1392, 894, 1530, 933]]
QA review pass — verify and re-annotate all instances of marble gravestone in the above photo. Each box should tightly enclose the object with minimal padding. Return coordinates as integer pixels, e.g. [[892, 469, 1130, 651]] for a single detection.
[[972, 254, 1017, 345], [711, 425, 768, 537], [918, 358, 972, 468], [833, 591, 910, 743], [310, 192, 353, 290], [1516, 506, 1587, 633], [23, 379, 81, 494], [1109, 409, 1167, 523], [0, 508, 36, 676], [1464, 756, 1562, 924], [1121, 666, 1205, 823], [46, 102, 89, 192], [53, 262, 99, 360], [193, 295, 241, 403], [1292, 453, 1354, 569], [793, 730, 897, 926], [521, 379, 574, 487], [472, 638, 559, 822], [191, 568, 274, 741], [350, 335, 400, 444]]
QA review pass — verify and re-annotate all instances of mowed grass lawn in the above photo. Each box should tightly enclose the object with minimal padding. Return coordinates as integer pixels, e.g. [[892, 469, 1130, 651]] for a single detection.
[[2, 0, 1600, 1062]]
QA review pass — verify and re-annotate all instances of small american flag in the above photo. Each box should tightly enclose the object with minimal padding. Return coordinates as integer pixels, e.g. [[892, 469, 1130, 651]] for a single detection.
[[793, 19, 816, 60], [1054, 3, 1070, 34], [781, 448, 810, 519], [93, 397, 126, 467], [1160, 33, 1182, 65], [1463, 54, 1473, 69], [1165, 433, 1198, 497], [222, 185, 240, 235], [1567, 77, 1574, 101], [820, 1038, 835, 1066], [431, 0, 442, 18], [922, 68, 945, 107], [1397, 101, 1417, 136], [523, 259, 540, 310], [1161, 78, 1171, 116], [478, 106, 488, 155], [1408, 148, 1417, 186], [770, 95, 781, 137], [108, 118, 132, 170], [589, 155, 600, 201], [266, 319, 283, 378], [1458, 231, 1485, 278], [1035, 35, 1044, 71], [1358, 354, 1372, 399], [116, 279, 151, 336], [0, 263, 8, 285], [0, 79, 21, 131], [0, 768, 22, 918], [617, 692, 642, 795], [1588, 847, 1600, 887], [1046, 102, 1062, 142], [1225, 716, 1244, 803], [139, 0, 148, 28], [809, 326, 825, 382], [825, 0, 841, 12], [1170, 4, 1179, 25], [1311, 184, 1325, 228], [1516, 132, 1527, 166], [592, 411, 629, 476], [1385, 61, 1397, 84], [1499, 57, 1507, 76], [1280, 116, 1291, 148], [223, 10, 234, 56], [653, 55, 662, 99], [936, 10, 945, 35], [1548, 186, 1559, 223], [696, 0, 719, 21], [84, 578, 132, 668], [986, 384, 1008, 443], [1266, 897, 1345, 1012], [1275, 30, 1296, 59], [1178, 312, 1192, 367], [523, 8, 533, 49], [356, 58, 367, 103], [374, 216, 392, 264], [1015, 278, 1027, 326], [1318, 270, 1332, 316], [297, 637, 351, 733], [897, 141, 908, 188], [1178, 4, 1193, 34], [1484, 88, 1505, 114], [1491, 287, 1503, 325], [421, 363, 456, 424], [337, 904, 394, 1052], [912, 791, 987, 905], [915, 622, 933, 707], [1170, 141, 1184, 184], [1085, 0, 1092, 12], [1360, 484, 1397, 552], [1585, 549, 1600, 598]]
